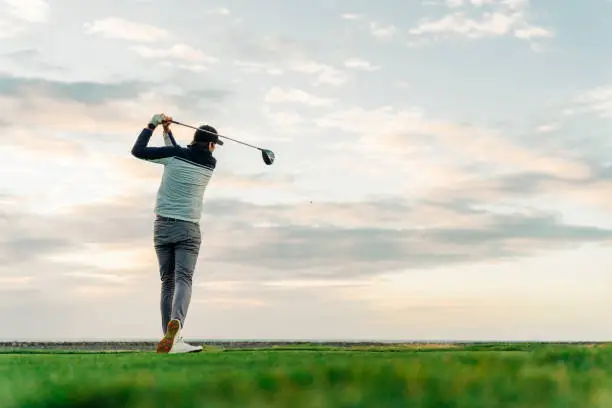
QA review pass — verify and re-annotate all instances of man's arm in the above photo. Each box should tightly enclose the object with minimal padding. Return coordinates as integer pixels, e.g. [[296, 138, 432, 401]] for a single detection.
[[131, 126, 179, 165], [163, 128, 179, 147]]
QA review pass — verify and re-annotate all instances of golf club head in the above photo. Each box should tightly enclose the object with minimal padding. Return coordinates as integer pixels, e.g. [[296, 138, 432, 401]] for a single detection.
[[262, 149, 275, 165]]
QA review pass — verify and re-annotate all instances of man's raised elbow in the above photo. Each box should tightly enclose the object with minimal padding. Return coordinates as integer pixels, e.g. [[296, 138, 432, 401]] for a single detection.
[[131, 146, 144, 158]]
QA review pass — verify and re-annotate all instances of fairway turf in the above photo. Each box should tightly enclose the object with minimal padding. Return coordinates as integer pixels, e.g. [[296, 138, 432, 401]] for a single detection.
[[2, 344, 612, 407]]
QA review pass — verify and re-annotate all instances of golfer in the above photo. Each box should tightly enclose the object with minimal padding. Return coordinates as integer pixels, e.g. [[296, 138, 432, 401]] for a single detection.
[[131, 113, 223, 354]]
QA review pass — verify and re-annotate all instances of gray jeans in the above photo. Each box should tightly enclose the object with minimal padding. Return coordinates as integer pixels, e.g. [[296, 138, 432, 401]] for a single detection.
[[153, 215, 201, 334]]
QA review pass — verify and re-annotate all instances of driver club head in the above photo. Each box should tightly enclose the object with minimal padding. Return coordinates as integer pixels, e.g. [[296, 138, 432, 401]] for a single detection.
[[262, 149, 275, 165]]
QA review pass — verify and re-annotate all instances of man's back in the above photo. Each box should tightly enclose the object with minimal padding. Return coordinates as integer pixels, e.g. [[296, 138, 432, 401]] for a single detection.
[[131, 126, 217, 223]]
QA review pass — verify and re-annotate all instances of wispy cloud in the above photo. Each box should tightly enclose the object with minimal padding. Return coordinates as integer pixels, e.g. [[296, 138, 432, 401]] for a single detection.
[[206, 7, 231, 16], [262, 106, 305, 127], [369, 22, 398, 39], [341, 13, 364, 21], [574, 86, 612, 118], [84, 17, 171, 42], [4, 0, 49, 23], [409, 0, 553, 42], [342, 12, 397, 40], [289, 60, 349, 86], [315, 105, 590, 182], [344, 58, 381, 71], [0, 276, 33, 291], [0, 0, 49, 38], [0, 19, 24, 39], [264, 87, 336, 107], [130, 44, 219, 69], [234, 60, 283, 75]]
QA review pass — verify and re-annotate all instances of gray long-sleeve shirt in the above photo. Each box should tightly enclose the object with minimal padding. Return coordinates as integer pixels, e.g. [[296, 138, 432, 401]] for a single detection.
[[131, 126, 216, 224]]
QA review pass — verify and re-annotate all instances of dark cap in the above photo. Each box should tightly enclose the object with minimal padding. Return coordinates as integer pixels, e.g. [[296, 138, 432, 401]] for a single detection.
[[193, 125, 224, 146]]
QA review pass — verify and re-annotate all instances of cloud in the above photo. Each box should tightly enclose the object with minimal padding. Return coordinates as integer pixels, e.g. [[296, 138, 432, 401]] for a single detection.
[[369, 22, 398, 39], [234, 60, 283, 75], [289, 60, 348, 86], [573, 86, 612, 118], [234, 53, 348, 86], [213, 171, 295, 189], [341, 13, 364, 20], [514, 26, 553, 39], [0, 19, 24, 39], [410, 12, 517, 38], [217, 36, 346, 84], [193, 297, 267, 308], [130, 44, 219, 64], [341, 14, 397, 40], [4, 0, 48, 23], [444, 0, 498, 8], [262, 106, 305, 127], [5, 192, 607, 285], [47, 243, 154, 273], [84, 17, 171, 42], [535, 123, 559, 133], [201, 29, 348, 86], [0, 92, 160, 135], [0, 74, 150, 104], [206, 7, 231, 16], [409, 0, 553, 42], [211, 200, 612, 276], [209, 206, 612, 278], [0, 276, 33, 291], [264, 87, 336, 107], [0, 74, 230, 135], [314, 105, 591, 182], [219, 32, 305, 65], [344, 58, 381, 71], [0, 0, 49, 39], [0, 236, 72, 267], [0, 49, 65, 75], [63, 271, 137, 284], [261, 279, 373, 289]]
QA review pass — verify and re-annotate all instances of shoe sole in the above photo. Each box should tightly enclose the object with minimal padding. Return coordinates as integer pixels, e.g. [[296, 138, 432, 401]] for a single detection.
[[170, 347, 203, 354], [157, 319, 180, 354]]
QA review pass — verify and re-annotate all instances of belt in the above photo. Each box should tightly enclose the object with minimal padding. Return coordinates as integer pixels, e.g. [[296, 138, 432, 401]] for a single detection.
[[156, 214, 177, 221], [155, 214, 198, 225]]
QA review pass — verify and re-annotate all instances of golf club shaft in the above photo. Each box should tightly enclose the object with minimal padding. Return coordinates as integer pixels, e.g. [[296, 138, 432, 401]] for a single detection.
[[170, 120, 262, 151]]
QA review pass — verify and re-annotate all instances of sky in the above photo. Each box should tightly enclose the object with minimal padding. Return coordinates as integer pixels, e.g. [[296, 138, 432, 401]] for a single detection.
[[1, 0, 612, 342]]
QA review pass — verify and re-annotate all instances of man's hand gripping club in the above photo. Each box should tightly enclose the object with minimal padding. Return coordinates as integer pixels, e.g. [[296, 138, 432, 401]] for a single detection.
[[148, 113, 173, 129]]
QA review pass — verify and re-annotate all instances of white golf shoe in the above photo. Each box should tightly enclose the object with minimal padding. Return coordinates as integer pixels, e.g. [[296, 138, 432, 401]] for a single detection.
[[157, 319, 202, 354], [169, 337, 203, 354]]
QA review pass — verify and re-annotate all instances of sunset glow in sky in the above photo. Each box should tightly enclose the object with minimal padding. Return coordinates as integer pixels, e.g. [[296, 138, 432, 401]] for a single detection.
[[2, 0, 612, 341]]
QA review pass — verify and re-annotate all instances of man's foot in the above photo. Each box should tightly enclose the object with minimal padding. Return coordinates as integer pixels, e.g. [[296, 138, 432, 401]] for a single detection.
[[156, 319, 203, 354], [157, 319, 181, 353], [169, 337, 203, 354]]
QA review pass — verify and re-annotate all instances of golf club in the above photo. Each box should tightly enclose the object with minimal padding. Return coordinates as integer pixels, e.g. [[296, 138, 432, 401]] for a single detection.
[[169, 119, 275, 165]]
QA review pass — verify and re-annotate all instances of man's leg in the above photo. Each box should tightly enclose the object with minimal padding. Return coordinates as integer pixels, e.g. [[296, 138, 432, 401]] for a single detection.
[[156, 218, 203, 354], [153, 218, 175, 334], [170, 221, 201, 328]]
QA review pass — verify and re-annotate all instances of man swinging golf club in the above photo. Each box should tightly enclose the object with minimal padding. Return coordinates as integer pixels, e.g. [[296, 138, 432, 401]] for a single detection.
[[131, 113, 223, 354]]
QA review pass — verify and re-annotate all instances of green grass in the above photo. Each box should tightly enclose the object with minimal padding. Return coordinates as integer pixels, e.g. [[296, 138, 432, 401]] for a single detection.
[[2, 344, 612, 407]]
